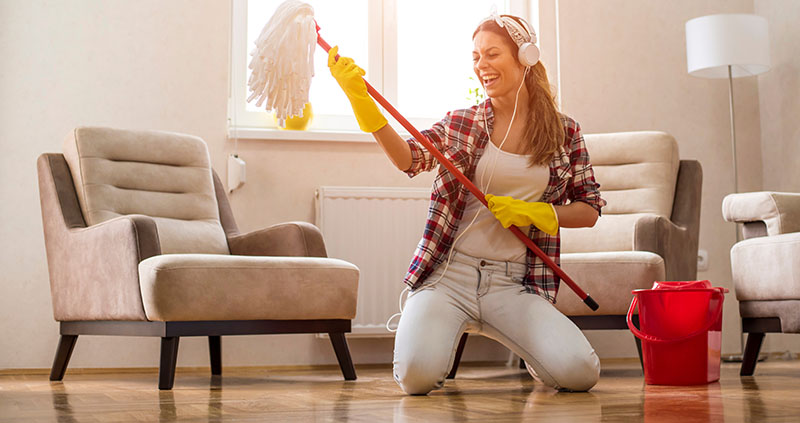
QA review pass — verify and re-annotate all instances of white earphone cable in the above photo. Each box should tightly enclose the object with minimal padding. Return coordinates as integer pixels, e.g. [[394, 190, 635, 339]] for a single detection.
[[386, 67, 529, 332]]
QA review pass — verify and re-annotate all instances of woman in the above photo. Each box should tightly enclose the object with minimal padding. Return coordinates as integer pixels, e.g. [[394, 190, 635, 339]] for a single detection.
[[328, 12, 606, 395]]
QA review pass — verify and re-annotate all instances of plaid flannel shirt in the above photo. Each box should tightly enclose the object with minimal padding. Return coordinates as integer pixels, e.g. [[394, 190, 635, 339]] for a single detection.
[[403, 100, 606, 303]]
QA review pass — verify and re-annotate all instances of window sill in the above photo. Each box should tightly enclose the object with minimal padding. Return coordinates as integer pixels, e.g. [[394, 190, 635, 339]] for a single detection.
[[228, 127, 381, 143]]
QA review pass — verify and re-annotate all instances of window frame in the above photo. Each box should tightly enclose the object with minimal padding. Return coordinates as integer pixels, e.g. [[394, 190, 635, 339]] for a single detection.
[[229, 0, 536, 140]]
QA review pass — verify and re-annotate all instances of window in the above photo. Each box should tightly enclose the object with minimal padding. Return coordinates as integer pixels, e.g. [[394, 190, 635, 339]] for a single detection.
[[230, 0, 537, 135]]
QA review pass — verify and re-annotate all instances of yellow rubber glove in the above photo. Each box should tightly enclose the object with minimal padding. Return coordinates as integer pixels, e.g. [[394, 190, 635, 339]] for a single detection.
[[328, 46, 388, 133], [485, 194, 560, 236]]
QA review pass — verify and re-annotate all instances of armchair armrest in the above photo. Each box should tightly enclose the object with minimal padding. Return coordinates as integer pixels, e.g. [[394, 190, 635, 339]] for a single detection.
[[227, 221, 328, 257], [45, 215, 160, 322], [722, 192, 800, 236], [633, 214, 695, 281], [38, 153, 159, 321]]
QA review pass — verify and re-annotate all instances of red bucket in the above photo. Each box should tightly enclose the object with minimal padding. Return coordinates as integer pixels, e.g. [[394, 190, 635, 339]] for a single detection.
[[627, 280, 728, 385]]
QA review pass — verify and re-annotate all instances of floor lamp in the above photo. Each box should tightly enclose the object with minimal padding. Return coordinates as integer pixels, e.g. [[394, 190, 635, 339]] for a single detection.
[[685, 13, 770, 361]]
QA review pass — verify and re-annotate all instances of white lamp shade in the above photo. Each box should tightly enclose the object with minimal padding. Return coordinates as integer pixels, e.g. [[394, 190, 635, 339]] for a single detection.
[[685, 14, 770, 78]]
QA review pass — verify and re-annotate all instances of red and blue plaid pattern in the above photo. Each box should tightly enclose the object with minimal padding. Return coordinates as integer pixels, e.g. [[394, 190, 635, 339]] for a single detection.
[[403, 100, 605, 303]]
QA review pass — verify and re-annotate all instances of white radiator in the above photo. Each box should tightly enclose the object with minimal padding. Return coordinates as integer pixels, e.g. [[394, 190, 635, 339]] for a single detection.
[[315, 186, 430, 336]]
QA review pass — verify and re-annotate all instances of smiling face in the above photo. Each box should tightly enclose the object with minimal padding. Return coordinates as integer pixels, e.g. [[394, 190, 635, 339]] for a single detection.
[[472, 30, 527, 103]]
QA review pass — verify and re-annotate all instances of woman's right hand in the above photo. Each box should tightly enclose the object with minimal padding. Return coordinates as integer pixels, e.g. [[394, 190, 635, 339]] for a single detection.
[[485, 194, 560, 235], [328, 46, 387, 133]]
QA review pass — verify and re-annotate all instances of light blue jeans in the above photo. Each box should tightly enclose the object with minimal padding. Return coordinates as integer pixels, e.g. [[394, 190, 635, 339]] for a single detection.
[[393, 250, 600, 395]]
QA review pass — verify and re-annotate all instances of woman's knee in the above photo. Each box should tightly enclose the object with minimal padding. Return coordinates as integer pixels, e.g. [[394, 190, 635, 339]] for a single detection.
[[393, 360, 445, 395], [526, 349, 600, 392], [554, 350, 601, 392]]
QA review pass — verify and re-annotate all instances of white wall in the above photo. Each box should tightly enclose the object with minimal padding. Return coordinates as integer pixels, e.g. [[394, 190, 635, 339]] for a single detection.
[[1, 0, 797, 370], [0, 0, 229, 369], [756, 0, 800, 193]]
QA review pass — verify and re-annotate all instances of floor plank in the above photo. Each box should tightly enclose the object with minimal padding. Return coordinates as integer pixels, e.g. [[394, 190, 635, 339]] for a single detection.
[[1, 359, 798, 422]]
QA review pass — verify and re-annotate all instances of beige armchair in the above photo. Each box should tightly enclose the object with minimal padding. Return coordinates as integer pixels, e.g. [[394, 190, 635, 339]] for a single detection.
[[723, 191, 800, 375], [449, 131, 702, 377], [37, 127, 360, 389]]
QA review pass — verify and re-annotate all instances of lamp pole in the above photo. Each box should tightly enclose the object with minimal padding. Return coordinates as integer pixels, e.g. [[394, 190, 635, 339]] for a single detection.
[[724, 64, 745, 362], [728, 65, 741, 242]]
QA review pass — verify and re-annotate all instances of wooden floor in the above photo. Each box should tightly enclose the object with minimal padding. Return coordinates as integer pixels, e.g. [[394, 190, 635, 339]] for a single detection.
[[1, 359, 798, 422]]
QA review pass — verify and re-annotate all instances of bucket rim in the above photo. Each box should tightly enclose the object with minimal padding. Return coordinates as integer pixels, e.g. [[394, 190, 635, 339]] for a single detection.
[[631, 287, 729, 295]]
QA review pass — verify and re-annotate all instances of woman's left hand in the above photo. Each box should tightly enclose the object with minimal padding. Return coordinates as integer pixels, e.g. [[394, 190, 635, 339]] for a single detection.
[[485, 194, 559, 235]]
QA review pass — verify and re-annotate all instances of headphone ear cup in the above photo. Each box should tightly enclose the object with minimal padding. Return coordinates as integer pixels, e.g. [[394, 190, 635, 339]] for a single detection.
[[518, 43, 540, 67]]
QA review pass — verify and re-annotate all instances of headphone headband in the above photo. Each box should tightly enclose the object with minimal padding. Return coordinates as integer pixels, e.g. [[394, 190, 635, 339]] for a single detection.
[[481, 8, 540, 67], [498, 15, 537, 47], [484, 7, 537, 47]]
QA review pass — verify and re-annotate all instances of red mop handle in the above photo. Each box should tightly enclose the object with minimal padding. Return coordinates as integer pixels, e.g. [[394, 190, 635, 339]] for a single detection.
[[316, 30, 598, 311]]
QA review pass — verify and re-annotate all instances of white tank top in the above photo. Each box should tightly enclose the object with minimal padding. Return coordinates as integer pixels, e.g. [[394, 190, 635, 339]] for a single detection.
[[453, 139, 549, 263]]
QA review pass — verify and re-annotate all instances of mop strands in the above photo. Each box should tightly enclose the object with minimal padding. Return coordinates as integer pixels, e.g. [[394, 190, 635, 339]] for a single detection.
[[246, 0, 599, 311], [247, 0, 316, 127]]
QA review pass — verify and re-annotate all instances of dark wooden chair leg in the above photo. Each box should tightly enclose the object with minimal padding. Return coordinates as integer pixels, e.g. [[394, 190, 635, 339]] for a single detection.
[[159, 337, 180, 390], [329, 333, 356, 380], [50, 335, 78, 381], [209, 336, 222, 376], [627, 314, 644, 371], [741, 332, 765, 376], [634, 336, 644, 371], [447, 333, 469, 379]]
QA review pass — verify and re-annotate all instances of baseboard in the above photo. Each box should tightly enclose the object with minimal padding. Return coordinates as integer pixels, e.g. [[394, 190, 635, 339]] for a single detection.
[[13, 354, 789, 377], [0, 361, 523, 376]]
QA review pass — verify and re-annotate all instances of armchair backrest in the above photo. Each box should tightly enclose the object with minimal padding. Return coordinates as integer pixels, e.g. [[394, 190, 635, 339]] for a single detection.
[[561, 131, 680, 253], [62, 127, 229, 254]]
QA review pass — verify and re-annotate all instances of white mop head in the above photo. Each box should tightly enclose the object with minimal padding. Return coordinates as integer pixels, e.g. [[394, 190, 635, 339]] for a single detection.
[[247, 0, 316, 127]]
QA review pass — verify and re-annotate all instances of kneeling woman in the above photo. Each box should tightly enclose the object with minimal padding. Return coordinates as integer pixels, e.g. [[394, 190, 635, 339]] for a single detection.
[[328, 12, 606, 395]]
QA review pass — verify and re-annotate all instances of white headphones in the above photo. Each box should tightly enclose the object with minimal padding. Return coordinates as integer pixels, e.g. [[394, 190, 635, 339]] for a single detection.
[[490, 11, 540, 67]]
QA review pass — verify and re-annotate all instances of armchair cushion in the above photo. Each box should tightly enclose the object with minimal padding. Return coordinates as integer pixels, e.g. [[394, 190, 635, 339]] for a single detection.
[[731, 232, 800, 301], [722, 192, 800, 236], [583, 131, 679, 217], [563, 132, 680, 253], [62, 127, 229, 254], [555, 251, 665, 316], [138, 255, 359, 321]]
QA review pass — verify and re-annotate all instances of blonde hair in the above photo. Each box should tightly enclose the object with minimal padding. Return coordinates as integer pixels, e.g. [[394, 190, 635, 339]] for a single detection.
[[473, 17, 564, 166]]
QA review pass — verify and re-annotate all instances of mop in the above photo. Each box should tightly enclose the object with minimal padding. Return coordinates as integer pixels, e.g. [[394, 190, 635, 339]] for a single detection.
[[247, 0, 599, 311]]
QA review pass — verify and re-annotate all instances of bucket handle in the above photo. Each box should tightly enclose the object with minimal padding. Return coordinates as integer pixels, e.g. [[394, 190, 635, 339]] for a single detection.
[[626, 291, 724, 343]]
